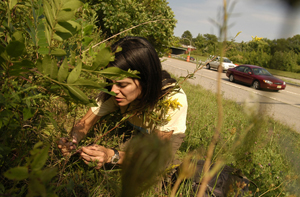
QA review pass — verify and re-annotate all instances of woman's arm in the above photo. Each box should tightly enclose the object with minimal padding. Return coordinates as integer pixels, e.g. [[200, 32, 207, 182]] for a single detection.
[[71, 108, 102, 143], [57, 108, 102, 156], [153, 129, 174, 140]]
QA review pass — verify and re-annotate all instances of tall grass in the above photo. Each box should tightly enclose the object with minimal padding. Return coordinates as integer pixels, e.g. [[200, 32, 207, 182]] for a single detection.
[[178, 79, 300, 196]]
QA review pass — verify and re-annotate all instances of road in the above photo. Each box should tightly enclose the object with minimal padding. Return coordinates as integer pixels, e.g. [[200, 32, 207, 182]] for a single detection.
[[161, 57, 300, 133]]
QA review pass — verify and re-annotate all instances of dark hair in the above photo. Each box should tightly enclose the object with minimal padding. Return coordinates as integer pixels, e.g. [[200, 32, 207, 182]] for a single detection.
[[100, 36, 176, 110]]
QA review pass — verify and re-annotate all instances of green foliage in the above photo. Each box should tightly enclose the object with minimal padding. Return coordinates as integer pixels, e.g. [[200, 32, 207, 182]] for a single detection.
[[185, 31, 300, 72], [0, 0, 140, 196], [270, 51, 298, 71], [89, 0, 177, 55], [3, 141, 58, 196], [181, 30, 193, 45]]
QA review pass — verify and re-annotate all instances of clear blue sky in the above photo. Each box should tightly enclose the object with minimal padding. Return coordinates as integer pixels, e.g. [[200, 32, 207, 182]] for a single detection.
[[168, 0, 300, 43]]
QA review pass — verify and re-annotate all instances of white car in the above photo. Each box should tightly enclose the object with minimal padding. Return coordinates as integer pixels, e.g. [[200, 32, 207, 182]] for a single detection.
[[206, 56, 236, 72]]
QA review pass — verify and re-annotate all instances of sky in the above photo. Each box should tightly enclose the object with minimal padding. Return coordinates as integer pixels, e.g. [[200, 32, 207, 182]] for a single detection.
[[168, 0, 300, 43]]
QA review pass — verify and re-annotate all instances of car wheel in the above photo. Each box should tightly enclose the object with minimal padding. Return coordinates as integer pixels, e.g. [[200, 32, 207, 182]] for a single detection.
[[253, 80, 260, 90], [229, 74, 234, 82], [206, 63, 210, 69]]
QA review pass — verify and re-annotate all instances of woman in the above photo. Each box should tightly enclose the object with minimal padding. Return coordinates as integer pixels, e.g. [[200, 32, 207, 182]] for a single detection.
[[57, 36, 188, 169]]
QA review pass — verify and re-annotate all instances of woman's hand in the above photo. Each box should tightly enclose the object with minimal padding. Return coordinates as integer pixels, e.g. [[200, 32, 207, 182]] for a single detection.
[[57, 109, 102, 157], [57, 136, 78, 157], [80, 145, 114, 169]]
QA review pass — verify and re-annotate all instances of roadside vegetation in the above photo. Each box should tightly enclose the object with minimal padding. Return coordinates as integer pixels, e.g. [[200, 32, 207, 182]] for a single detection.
[[177, 30, 300, 75], [1, 0, 300, 196]]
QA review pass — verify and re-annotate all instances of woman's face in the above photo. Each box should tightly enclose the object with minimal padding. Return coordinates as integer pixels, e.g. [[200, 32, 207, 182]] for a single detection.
[[111, 78, 142, 106]]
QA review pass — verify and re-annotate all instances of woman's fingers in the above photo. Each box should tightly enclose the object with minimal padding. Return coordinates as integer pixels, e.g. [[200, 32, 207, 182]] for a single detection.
[[81, 146, 107, 157], [57, 138, 77, 156], [80, 146, 108, 168]]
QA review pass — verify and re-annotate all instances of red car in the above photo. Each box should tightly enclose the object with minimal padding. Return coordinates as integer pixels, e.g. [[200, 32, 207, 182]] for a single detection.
[[226, 64, 286, 91]]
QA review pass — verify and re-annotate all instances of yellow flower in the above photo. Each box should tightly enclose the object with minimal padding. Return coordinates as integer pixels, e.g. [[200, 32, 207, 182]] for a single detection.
[[252, 35, 263, 41]]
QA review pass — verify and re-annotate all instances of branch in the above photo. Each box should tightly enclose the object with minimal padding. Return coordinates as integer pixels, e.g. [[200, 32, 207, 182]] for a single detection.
[[82, 19, 172, 53]]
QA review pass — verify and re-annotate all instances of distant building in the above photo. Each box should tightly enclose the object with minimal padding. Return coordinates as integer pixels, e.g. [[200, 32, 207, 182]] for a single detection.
[[181, 44, 196, 54], [169, 45, 196, 55], [169, 46, 187, 55]]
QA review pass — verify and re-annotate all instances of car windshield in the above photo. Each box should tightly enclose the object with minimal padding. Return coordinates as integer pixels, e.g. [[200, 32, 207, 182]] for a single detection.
[[253, 68, 272, 76], [223, 58, 231, 63]]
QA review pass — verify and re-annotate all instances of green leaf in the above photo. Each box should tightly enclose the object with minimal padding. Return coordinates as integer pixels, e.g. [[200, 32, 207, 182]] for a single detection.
[[6, 41, 25, 57], [37, 58, 43, 72], [13, 59, 35, 68], [67, 59, 81, 84], [42, 55, 52, 75], [4, 166, 29, 180], [28, 178, 47, 197], [37, 23, 46, 37], [98, 43, 106, 51], [82, 37, 93, 47], [83, 25, 94, 36], [54, 21, 80, 40], [72, 79, 106, 88], [38, 47, 49, 55], [23, 108, 34, 121], [99, 67, 140, 78], [54, 23, 72, 34], [43, 0, 54, 27], [36, 0, 44, 18], [33, 141, 44, 149], [8, 69, 25, 76], [31, 145, 49, 171], [9, 59, 35, 76], [9, 0, 18, 10], [40, 167, 57, 183], [0, 47, 9, 70], [50, 58, 58, 79], [57, 58, 69, 82], [61, 0, 83, 10], [51, 48, 66, 56], [12, 31, 24, 43], [115, 46, 122, 53], [26, 20, 37, 45], [53, 0, 61, 10], [90, 47, 112, 71], [45, 25, 51, 46], [38, 38, 49, 47], [65, 85, 89, 104], [57, 10, 75, 22]]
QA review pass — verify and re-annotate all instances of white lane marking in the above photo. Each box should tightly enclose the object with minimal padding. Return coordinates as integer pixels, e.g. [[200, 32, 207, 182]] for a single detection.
[[285, 90, 300, 97], [162, 62, 300, 109]]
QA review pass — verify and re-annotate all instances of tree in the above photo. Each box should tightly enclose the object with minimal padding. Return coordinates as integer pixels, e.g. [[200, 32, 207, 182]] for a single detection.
[[89, 0, 177, 55], [194, 33, 205, 49], [203, 34, 218, 45], [181, 30, 193, 45]]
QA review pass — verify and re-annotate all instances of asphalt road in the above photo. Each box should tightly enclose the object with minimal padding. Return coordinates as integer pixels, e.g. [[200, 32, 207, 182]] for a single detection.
[[161, 57, 300, 133]]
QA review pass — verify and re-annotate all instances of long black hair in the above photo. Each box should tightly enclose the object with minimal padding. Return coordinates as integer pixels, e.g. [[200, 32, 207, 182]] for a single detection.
[[100, 36, 176, 110]]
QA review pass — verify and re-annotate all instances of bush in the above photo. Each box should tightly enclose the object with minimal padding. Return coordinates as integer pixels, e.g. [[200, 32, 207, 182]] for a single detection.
[[269, 51, 298, 71]]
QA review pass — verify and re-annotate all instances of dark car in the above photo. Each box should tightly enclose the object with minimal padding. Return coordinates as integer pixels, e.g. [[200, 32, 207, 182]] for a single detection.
[[226, 65, 286, 91]]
